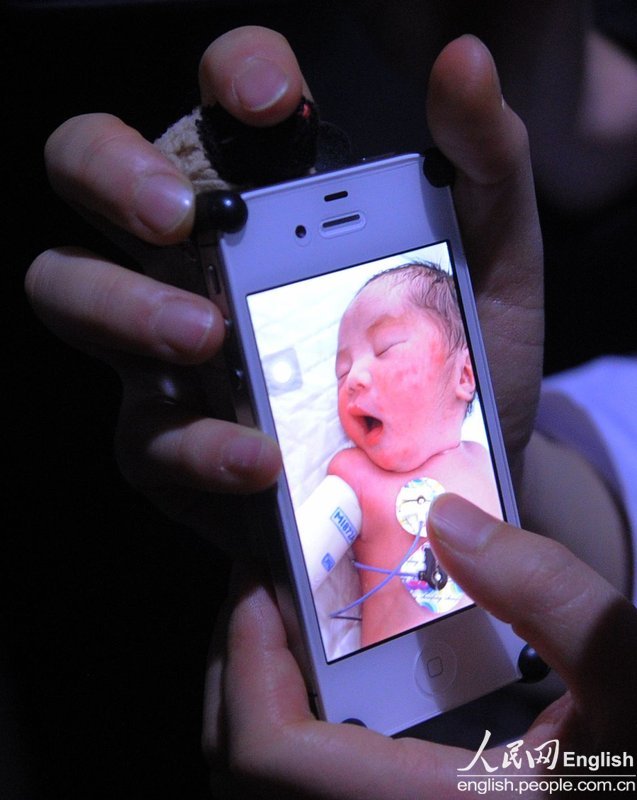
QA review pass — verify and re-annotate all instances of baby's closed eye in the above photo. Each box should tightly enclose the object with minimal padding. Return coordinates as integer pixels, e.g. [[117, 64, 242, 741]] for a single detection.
[[336, 358, 351, 381], [374, 337, 407, 357], [370, 321, 409, 357]]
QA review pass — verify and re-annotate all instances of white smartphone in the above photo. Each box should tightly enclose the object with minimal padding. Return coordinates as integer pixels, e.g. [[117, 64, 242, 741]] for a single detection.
[[195, 152, 525, 735]]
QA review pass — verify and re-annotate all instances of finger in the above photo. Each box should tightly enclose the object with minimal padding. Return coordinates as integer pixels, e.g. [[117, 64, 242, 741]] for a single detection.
[[427, 35, 544, 460], [202, 575, 232, 770], [25, 247, 224, 364], [199, 26, 311, 126], [427, 35, 540, 284], [115, 374, 282, 498], [26, 247, 282, 504], [427, 494, 637, 718], [45, 113, 195, 245], [217, 564, 470, 800]]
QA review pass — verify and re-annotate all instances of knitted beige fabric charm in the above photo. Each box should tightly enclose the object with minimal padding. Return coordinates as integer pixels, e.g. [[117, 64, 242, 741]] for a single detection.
[[153, 107, 233, 193]]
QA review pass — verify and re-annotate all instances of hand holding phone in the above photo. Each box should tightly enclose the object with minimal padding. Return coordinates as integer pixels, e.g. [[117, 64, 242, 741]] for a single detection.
[[30, 28, 539, 736], [27, 27, 548, 735], [204, 497, 637, 797]]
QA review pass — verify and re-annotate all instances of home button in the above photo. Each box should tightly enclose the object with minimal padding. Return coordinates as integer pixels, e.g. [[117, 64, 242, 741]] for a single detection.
[[414, 641, 457, 695]]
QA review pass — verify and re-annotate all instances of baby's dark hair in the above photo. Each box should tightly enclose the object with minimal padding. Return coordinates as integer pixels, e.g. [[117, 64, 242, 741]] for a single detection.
[[360, 261, 466, 355]]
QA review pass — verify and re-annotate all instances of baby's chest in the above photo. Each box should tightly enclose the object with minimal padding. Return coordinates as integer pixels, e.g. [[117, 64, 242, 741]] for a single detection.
[[358, 472, 430, 543], [360, 459, 455, 540]]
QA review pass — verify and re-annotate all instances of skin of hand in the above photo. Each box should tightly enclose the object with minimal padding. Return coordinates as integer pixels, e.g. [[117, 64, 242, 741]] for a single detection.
[[24, 27, 543, 551], [202, 493, 637, 800]]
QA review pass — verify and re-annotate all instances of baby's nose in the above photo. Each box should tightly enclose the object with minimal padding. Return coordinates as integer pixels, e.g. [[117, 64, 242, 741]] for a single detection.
[[346, 359, 372, 392]]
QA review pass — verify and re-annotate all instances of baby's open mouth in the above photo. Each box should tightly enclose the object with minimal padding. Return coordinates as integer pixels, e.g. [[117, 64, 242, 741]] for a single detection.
[[363, 415, 382, 434]]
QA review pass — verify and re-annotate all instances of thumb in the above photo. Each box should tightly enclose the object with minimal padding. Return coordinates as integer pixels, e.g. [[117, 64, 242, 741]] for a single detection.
[[199, 26, 310, 126], [427, 494, 637, 720]]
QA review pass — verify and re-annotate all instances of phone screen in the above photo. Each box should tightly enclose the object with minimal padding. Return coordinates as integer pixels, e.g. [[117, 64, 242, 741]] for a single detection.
[[246, 242, 503, 662]]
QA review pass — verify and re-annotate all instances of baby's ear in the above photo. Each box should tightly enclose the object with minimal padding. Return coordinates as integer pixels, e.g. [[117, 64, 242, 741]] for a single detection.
[[455, 347, 476, 403]]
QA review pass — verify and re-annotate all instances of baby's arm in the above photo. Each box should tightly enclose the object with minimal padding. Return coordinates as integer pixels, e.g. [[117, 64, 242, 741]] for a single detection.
[[327, 448, 365, 499], [327, 447, 354, 476], [298, 457, 362, 591]]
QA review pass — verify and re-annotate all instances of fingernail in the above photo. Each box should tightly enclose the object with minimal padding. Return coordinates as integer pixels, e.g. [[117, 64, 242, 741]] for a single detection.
[[461, 34, 504, 113], [232, 57, 290, 111], [154, 296, 213, 355], [428, 494, 497, 554], [222, 433, 275, 477], [134, 173, 193, 235]]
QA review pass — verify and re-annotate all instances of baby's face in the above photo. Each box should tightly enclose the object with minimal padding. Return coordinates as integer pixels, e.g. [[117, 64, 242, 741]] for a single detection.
[[336, 281, 465, 471]]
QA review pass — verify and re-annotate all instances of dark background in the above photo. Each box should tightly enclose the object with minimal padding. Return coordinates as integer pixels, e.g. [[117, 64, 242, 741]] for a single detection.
[[4, 1, 636, 798]]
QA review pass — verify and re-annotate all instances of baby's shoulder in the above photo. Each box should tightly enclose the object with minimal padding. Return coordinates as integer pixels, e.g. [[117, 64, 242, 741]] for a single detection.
[[328, 446, 367, 473], [457, 439, 491, 466], [429, 440, 493, 485], [439, 440, 501, 516], [434, 439, 490, 470], [328, 446, 374, 484]]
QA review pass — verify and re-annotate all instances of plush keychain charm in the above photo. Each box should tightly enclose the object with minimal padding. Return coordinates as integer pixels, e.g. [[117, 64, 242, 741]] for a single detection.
[[154, 97, 352, 195]]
